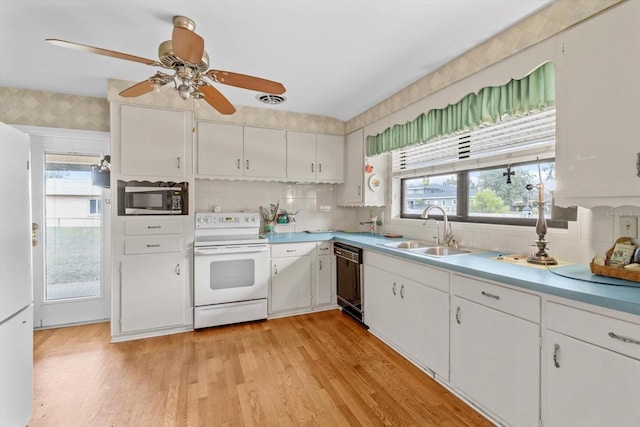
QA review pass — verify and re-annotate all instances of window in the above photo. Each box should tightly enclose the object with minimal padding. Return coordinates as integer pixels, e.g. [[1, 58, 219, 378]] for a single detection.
[[89, 198, 102, 215], [401, 158, 576, 227]]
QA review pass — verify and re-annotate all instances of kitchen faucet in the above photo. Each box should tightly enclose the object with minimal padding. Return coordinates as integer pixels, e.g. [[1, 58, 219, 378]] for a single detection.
[[421, 205, 454, 247]]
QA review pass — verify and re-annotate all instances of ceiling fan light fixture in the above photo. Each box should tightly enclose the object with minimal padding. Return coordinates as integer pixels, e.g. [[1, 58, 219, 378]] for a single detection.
[[177, 84, 191, 100]]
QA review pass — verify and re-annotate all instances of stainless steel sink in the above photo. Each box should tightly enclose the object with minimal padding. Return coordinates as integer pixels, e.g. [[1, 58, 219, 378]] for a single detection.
[[410, 246, 471, 256], [383, 240, 431, 249]]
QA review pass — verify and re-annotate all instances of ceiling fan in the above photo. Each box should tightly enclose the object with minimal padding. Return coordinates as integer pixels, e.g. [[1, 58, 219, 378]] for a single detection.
[[46, 15, 286, 115]]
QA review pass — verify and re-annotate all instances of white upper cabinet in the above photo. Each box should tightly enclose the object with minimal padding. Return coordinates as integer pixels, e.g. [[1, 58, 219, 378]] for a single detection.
[[197, 122, 244, 177], [243, 127, 286, 179], [555, 1, 640, 208], [286, 131, 317, 180], [120, 105, 190, 178], [340, 128, 364, 204], [196, 123, 286, 180], [286, 131, 344, 183]]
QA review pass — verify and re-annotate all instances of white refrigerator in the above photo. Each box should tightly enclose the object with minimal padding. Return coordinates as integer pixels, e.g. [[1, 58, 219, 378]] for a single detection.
[[0, 123, 33, 427]]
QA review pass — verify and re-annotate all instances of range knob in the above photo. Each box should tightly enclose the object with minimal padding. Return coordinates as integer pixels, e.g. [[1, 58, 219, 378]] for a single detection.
[[205, 216, 213, 223]]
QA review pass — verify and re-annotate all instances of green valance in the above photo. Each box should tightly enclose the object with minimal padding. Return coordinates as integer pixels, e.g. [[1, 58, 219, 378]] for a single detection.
[[366, 61, 555, 156]]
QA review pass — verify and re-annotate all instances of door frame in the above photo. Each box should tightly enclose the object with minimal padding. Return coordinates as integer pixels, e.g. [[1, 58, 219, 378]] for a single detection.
[[15, 125, 111, 328]]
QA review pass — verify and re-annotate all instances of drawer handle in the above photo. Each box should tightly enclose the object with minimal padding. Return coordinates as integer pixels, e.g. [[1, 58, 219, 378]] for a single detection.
[[146, 244, 161, 248], [553, 343, 560, 368], [455, 306, 461, 324], [609, 332, 640, 345], [400, 284, 405, 299], [147, 225, 162, 229], [286, 249, 296, 253], [392, 282, 397, 295], [481, 290, 501, 300]]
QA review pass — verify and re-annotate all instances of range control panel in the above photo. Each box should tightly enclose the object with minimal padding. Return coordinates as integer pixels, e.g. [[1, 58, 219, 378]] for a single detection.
[[195, 212, 260, 228]]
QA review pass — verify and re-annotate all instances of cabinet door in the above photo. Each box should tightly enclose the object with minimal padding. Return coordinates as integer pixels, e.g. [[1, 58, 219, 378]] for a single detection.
[[287, 131, 317, 180], [316, 134, 344, 182], [197, 122, 243, 177], [555, 1, 640, 207], [120, 105, 188, 178], [342, 128, 364, 204], [363, 265, 400, 344], [243, 127, 286, 178], [121, 253, 187, 332], [451, 296, 540, 427], [314, 254, 332, 306], [270, 255, 311, 313], [545, 330, 640, 427], [400, 280, 449, 379]]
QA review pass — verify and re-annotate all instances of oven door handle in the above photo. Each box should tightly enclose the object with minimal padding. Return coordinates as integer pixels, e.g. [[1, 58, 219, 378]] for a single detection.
[[195, 245, 269, 255]]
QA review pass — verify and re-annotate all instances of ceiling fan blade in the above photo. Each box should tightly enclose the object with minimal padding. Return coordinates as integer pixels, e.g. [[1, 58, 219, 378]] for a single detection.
[[119, 80, 155, 98], [172, 27, 204, 65], [206, 70, 286, 95], [45, 39, 160, 66], [200, 85, 236, 115]]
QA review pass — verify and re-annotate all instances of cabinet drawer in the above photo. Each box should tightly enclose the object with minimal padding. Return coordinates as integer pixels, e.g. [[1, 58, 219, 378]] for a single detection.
[[125, 237, 183, 254], [271, 242, 316, 258], [316, 241, 331, 255], [125, 219, 182, 235], [366, 251, 449, 293], [547, 302, 640, 360], [453, 274, 540, 323]]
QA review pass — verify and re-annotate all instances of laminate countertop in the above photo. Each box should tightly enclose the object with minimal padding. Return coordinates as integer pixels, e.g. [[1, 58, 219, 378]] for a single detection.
[[266, 231, 640, 316]]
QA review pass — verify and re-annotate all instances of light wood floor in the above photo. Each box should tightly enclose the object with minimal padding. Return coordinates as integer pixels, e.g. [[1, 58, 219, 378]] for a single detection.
[[31, 310, 491, 426]]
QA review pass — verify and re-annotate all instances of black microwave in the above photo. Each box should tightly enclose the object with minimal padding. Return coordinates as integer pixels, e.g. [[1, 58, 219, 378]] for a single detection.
[[117, 182, 188, 215]]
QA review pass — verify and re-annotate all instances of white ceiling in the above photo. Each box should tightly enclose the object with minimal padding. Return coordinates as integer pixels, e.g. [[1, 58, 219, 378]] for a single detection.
[[0, 0, 552, 121]]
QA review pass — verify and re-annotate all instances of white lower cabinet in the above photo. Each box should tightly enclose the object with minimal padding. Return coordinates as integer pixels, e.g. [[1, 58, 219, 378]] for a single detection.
[[120, 253, 187, 333], [269, 242, 335, 315], [364, 252, 449, 379], [270, 252, 313, 313], [451, 275, 540, 427], [544, 302, 640, 427]]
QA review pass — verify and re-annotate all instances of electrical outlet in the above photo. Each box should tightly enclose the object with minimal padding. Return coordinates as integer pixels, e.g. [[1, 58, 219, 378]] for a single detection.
[[619, 216, 638, 238]]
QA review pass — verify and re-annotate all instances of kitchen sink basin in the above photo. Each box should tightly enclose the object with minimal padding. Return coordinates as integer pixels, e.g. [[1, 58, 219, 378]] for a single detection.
[[383, 240, 431, 249], [410, 246, 471, 257]]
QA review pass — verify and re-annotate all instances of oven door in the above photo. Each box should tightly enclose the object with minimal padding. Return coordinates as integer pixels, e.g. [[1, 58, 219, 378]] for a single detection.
[[194, 244, 269, 306]]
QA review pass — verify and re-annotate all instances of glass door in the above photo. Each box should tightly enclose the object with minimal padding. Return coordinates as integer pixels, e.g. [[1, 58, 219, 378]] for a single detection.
[[27, 127, 110, 328]]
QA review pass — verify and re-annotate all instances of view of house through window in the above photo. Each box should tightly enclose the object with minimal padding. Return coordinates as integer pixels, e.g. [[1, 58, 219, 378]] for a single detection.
[[45, 153, 103, 301]]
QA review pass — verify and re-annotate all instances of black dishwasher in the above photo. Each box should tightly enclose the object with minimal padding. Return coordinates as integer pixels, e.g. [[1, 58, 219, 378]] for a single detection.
[[334, 242, 365, 325]]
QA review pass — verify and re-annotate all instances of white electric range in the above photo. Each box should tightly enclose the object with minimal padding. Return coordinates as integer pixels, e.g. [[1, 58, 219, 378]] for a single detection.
[[193, 212, 269, 329]]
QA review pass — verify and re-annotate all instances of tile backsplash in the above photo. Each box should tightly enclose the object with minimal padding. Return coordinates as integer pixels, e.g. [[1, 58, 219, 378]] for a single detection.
[[195, 179, 356, 232]]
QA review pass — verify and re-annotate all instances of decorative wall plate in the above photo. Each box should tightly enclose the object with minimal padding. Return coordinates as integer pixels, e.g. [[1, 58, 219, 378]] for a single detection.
[[368, 174, 382, 191]]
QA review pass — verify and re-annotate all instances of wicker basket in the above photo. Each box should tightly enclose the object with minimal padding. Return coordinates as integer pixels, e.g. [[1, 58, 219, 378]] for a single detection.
[[589, 237, 640, 283]]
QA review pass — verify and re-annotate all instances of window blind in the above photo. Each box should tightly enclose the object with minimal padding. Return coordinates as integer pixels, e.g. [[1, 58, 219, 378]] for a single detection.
[[393, 108, 555, 174]]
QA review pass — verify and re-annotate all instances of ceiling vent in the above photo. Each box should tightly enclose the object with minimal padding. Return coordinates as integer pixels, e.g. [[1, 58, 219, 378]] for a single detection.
[[256, 94, 286, 105]]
